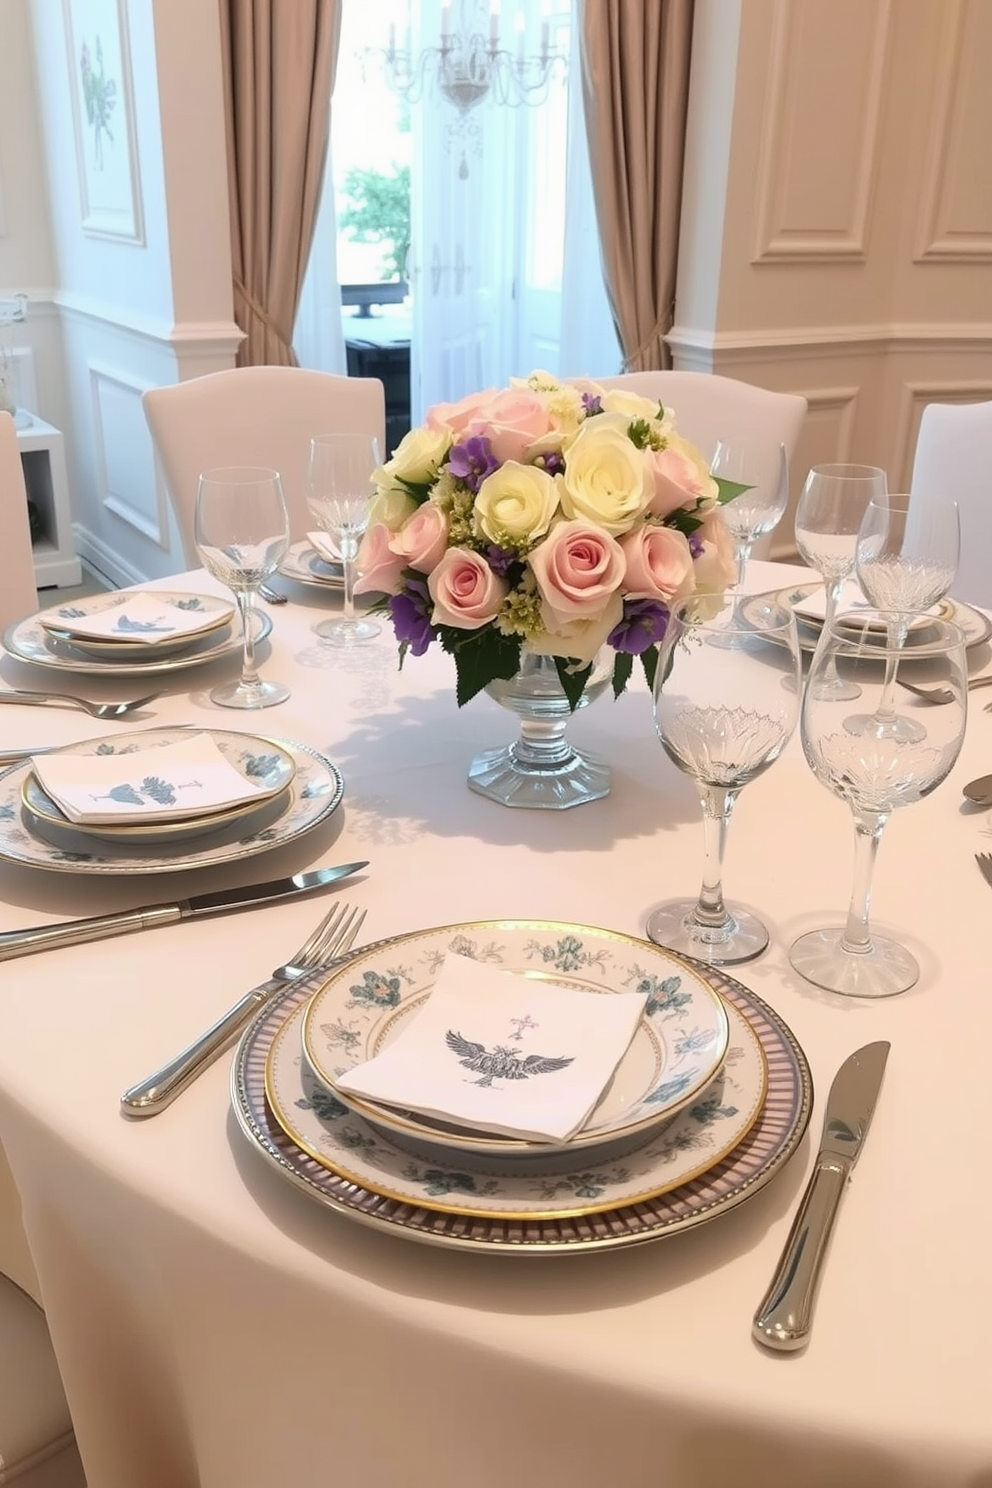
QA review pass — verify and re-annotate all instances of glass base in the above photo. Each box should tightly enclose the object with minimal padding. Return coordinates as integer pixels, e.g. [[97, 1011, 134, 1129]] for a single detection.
[[842, 711, 926, 744], [789, 927, 918, 997], [209, 678, 290, 710], [645, 898, 769, 966], [806, 673, 862, 702], [467, 743, 610, 810], [315, 617, 381, 644]]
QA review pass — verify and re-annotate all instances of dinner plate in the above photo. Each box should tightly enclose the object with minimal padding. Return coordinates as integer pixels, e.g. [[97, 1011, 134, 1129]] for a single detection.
[[300, 923, 730, 1162], [2, 600, 272, 678], [20, 729, 296, 846], [0, 734, 343, 874], [759, 583, 992, 653], [278, 540, 344, 591], [232, 950, 812, 1253], [36, 590, 234, 658]]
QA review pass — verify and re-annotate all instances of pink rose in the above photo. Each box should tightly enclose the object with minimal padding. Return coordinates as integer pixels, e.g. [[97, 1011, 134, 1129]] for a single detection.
[[428, 547, 508, 629], [619, 525, 695, 603], [388, 503, 449, 574], [692, 509, 737, 591], [353, 522, 407, 595], [528, 519, 626, 624], [645, 439, 718, 518], [426, 388, 497, 437], [467, 389, 556, 465]]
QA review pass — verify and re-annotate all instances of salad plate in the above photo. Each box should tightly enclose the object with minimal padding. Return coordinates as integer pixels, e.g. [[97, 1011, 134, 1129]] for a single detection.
[[232, 950, 812, 1254], [0, 733, 343, 874], [277, 540, 344, 591], [758, 584, 992, 653], [36, 590, 234, 658], [301, 923, 730, 1162], [3, 598, 272, 678]]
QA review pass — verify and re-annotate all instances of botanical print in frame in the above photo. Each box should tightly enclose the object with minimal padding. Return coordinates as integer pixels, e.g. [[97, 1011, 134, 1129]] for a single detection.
[[63, 0, 145, 244]]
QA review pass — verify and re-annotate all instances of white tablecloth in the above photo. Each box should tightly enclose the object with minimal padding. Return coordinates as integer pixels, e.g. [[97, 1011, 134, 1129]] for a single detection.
[[0, 561, 990, 1488]]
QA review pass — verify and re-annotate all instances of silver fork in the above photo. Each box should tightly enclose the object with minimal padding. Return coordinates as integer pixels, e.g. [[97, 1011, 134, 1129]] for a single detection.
[[0, 688, 163, 720], [976, 854, 992, 889], [898, 675, 992, 706], [120, 902, 367, 1117]]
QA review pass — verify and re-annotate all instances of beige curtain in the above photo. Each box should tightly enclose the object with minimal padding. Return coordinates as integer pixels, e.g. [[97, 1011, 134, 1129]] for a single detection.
[[219, 0, 341, 366], [578, 0, 694, 372]]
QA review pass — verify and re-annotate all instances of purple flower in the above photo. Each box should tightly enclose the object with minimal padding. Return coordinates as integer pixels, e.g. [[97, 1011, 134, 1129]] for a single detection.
[[538, 450, 565, 477], [688, 530, 705, 559], [482, 543, 517, 578], [448, 435, 499, 494], [608, 598, 670, 655], [582, 392, 603, 416], [390, 578, 434, 657]]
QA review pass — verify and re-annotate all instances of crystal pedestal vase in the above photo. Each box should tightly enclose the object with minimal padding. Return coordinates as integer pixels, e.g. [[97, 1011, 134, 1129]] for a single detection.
[[467, 650, 613, 809]]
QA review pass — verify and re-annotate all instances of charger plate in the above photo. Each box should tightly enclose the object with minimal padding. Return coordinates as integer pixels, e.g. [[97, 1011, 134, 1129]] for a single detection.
[[20, 729, 296, 846], [0, 733, 343, 874], [277, 540, 344, 591], [232, 948, 812, 1254], [300, 924, 730, 1161], [758, 583, 992, 654], [2, 600, 272, 678]]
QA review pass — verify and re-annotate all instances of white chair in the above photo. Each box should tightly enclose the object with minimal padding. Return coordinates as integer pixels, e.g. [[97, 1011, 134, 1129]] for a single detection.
[[594, 371, 808, 557], [910, 399, 992, 609], [0, 412, 39, 630], [142, 368, 387, 566]]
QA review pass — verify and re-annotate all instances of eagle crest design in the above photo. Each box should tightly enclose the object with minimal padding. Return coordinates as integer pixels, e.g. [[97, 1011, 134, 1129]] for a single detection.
[[445, 1030, 574, 1088]]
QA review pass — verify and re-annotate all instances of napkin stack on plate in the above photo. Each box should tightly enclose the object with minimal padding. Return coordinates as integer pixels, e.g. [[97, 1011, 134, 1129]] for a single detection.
[[334, 956, 646, 1143], [793, 581, 941, 627], [307, 533, 343, 565], [39, 593, 233, 646]]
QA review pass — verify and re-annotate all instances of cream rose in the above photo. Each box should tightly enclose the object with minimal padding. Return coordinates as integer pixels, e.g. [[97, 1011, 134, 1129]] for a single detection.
[[473, 461, 560, 547], [428, 548, 508, 629], [353, 522, 407, 595], [528, 518, 626, 625], [368, 487, 418, 532], [600, 387, 671, 429], [388, 503, 449, 574], [526, 599, 624, 667], [619, 525, 695, 604], [558, 419, 650, 535], [376, 425, 451, 489], [646, 433, 719, 517], [692, 508, 737, 592]]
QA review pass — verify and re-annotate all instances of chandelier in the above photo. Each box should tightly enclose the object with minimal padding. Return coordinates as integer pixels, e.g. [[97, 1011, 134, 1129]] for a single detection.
[[372, 0, 568, 176]]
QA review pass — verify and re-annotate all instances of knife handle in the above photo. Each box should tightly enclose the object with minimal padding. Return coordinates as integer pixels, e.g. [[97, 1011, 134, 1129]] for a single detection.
[[0, 904, 182, 962], [752, 1157, 849, 1351]]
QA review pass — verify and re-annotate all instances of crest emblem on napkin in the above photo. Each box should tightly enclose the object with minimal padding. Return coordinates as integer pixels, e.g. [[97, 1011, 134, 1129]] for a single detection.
[[445, 1029, 573, 1088]]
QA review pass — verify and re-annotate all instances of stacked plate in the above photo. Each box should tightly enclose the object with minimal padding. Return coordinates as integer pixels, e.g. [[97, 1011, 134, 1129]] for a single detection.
[[754, 582, 992, 656], [277, 535, 345, 592], [2, 590, 273, 679], [232, 921, 814, 1255], [0, 726, 345, 875]]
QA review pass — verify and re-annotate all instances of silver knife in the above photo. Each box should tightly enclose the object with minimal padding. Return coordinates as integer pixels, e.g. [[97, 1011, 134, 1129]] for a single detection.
[[752, 1040, 890, 1352], [0, 861, 369, 963]]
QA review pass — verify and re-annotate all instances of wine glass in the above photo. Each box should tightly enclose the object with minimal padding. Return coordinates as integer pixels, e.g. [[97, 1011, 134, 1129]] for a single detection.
[[306, 433, 382, 644], [789, 612, 967, 997], [194, 467, 291, 709], [846, 490, 961, 742], [794, 464, 888, 699], [714, 441, 789, 595], [647, 596, 801, 965]]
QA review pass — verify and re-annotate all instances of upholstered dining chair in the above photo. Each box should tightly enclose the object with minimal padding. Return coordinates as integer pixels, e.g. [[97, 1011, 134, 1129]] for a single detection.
[[594, 371, 808, 558], [910, 398, 992, 609], [0, 411, 39, 630], [142, 367, 387, 566]]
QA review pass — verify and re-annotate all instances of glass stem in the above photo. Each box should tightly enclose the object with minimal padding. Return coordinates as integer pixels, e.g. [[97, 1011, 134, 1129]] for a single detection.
[[818, 576, 844, 685], [340, 535, 359, 622], [692, 786, 737, 929], [735, 539, 753, 591], [841, 808, 887, 954], [236, 589, 260, 691], [875, 619, 909, 722]]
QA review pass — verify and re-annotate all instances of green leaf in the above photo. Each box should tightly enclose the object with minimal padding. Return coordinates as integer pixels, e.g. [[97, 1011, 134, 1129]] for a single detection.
[[714, 476, 753, 506], [553, 656, 593, 712], [439, 624, 521, 707], [640, 644, 661, 693], [396, 476, 434, 506], [611, 651, 634, 698]]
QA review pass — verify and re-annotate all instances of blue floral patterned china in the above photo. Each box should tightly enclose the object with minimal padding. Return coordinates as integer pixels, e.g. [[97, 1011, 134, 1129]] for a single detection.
[[277, 539, 345, 591], [36, 590, 235, 659], [300, 923, 730, 1162]]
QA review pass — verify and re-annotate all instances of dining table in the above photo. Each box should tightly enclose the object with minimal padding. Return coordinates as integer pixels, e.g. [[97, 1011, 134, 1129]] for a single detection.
[[0, 556, 990, 1488]]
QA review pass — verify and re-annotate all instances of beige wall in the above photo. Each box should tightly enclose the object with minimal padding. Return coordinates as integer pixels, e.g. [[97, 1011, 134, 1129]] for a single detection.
[[673, 0, 992, 555]]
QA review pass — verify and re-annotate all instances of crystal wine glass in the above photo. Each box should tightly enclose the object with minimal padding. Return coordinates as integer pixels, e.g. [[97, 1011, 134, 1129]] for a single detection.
[[846, 490, 961, 742], [194, 466, 291, 709], [794, 464, 888, 700], [714, 440, 789, 596], [306, 433, 382, 644], [789, 612, 966, 997], [647, 596, 801, 965]]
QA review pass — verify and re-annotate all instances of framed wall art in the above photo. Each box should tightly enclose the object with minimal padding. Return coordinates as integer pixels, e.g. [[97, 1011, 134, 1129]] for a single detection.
[[63, 0, 145, 244]]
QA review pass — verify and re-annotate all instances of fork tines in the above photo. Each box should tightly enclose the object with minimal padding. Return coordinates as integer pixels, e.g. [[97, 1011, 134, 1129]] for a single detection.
[[975, 853, 992, 886]]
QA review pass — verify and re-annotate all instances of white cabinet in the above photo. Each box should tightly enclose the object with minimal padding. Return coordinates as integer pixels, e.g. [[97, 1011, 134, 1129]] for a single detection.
[[15, 416, 82, 590]]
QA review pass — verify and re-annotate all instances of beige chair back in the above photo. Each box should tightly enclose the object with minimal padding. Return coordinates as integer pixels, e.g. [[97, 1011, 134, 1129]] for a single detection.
[[0, 411, 39, 627], [910, 399, 992, 609], [143, 367, 387, 566]]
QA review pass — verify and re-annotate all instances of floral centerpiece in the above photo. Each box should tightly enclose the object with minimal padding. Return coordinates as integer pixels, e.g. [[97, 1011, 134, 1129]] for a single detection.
[[355, 371, 740, 710]]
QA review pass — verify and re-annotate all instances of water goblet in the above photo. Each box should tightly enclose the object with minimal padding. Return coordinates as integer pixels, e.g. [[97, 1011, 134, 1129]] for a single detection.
[[714, 440, 789, 596], [647, 596, 802, 965], [845, 490, 961, 742], [794, 463, 887, 699], [306, 433, 382, 645], [194, 466, 291, 709], [789, 613, 967, 997]]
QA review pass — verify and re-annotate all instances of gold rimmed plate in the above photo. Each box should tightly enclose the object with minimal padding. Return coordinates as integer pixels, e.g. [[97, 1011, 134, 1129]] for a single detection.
[[3, 604, 273, 678], [753, 584, 992, 654], [277, 540, 345, 591]]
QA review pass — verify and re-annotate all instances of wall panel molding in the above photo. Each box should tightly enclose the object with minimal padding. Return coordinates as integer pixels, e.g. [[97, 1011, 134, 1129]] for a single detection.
[[88, 361, 169, 548], [668, 320, 992, 370]]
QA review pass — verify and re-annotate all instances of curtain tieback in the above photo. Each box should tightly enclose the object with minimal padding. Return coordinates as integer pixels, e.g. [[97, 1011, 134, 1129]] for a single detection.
[[623, 296, 676, 373], [233, 275, 288, 346]]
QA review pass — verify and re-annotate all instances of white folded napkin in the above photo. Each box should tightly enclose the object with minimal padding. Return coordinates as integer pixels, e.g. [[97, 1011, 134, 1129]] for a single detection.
[[38, 592, 233, 646], [334, 955, 645, 1144], [306, 532, 343, 565], [31, 733, 272, 825], [793, 580, 941, 629]]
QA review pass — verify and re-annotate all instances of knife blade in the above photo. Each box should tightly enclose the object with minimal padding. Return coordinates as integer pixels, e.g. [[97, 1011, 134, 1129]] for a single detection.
[[0, 861, 369, 963], [752, 1040, 890, 1352]]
